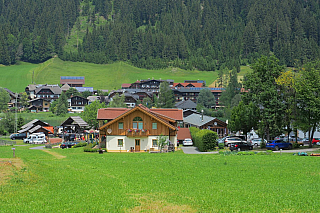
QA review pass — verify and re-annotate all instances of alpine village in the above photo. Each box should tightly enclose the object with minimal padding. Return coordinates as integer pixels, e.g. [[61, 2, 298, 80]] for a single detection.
[[1, 0, 320, 212]]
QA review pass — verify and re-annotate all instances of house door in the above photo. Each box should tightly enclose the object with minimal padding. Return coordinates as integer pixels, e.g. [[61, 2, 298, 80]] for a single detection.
[[135, 139, 140, 152]]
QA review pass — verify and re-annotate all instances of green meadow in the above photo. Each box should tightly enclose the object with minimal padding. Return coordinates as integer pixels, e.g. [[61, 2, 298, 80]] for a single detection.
[[1, 145, 319, 212], [0, 58, 220, 92], [0, 62, 38, 92], [0, 112, 68, 128]]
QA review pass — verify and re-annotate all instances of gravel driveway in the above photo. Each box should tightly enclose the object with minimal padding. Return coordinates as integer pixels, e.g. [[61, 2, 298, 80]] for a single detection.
[[29, 146, 45, 150], [181, 146, 218, 154]]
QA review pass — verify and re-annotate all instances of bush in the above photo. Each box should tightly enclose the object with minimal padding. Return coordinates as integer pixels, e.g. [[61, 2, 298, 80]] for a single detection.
[[218, 143, 225, 149], [73, 142, 87, 148], [45, 144, 52, 149], [83, 143, 98, 152], [189, 127, 200, 147], [191, 129, 218, 152], [293, 143, 300, 148], [260, 141, 266, 149]]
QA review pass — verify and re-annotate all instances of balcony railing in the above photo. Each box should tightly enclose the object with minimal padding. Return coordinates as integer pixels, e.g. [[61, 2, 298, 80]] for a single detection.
[[126, 129, 149, 137]]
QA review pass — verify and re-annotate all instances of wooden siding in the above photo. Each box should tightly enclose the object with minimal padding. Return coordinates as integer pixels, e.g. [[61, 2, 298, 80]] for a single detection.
[[100, 110, 176, 137]]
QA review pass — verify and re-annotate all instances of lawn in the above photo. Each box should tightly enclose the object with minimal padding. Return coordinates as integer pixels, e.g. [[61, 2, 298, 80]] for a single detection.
[[35, 58, 218, 91], [0, 112, 69, 128], [0, 57, 219, 92], [0, 62, 39, 92], [0, 146, 319, 212]]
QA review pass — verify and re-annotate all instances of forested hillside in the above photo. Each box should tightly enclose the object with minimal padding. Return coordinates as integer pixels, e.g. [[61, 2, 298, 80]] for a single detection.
[[0, 0, 320, 71]]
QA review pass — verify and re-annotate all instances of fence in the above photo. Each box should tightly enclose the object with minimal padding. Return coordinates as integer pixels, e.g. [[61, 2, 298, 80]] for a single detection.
[[0, 139, 16, 146]]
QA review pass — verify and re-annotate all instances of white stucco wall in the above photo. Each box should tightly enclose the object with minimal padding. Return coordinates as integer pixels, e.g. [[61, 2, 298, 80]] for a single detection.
[[107, 135, 179, 152]]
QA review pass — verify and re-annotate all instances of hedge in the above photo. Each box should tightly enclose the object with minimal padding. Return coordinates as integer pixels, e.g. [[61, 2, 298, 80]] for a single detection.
[[189, 127, 218, 152]]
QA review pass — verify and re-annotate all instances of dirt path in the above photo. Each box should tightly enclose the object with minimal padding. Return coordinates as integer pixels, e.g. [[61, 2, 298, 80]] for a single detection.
[[41, 149, 66, 159]]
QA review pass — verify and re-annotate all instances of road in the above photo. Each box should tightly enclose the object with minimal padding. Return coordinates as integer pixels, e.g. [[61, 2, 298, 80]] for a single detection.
[[29, 146, 45, 150]]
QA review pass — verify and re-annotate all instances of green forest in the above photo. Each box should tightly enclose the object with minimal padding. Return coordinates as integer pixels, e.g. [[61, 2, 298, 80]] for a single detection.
[[0, 0, 320, 70]]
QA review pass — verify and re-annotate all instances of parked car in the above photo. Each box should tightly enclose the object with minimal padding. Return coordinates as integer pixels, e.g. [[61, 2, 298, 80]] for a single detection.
[[250, 138, 267, 146], [302, 138, 309, 144], [60, 142, 79, 149], [224, 137, 243, 146], [10, 133, 27, 140], [289, 138, 304, 146], [229, 142, 253, 151], [23, 133, 47, 144], [266, 140, 292, 151], [312, 138, 320, 145], [64, 133, 76, 141], [183, 138, 193, 146]]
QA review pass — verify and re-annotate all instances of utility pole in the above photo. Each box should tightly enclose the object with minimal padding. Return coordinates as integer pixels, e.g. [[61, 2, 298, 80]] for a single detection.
[[14, 92, 17, 133]]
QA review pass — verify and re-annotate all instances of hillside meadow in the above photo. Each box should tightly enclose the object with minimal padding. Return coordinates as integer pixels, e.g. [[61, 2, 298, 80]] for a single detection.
[[0, 112, 68, 128], [0, 145, 319, 212], [0, 57, 252, 93]]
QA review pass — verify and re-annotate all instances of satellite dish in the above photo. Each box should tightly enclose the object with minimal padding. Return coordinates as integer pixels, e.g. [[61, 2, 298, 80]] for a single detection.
[[214, 122, 217, 126], [107, 129, 112, 134]]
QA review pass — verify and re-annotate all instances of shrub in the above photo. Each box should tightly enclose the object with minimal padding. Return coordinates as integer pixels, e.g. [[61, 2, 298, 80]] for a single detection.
[[202, 131, 218, 151], [189, 127, 200, 147], [293, 143, 300, 148], [260, 141, 266, 149], [83, 143, 98, 152], [266, 150, 273, 154], [73, 142, 87, 148], [218, 143, 225, 149], [192, 129, 218, 152], [45, 144, 52, 149]]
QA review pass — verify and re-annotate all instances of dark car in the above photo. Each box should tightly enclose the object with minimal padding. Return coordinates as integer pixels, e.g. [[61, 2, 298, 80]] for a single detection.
[[10, 133, 27, 140], [60, 142, 78, 149], [64, 134, 76, 141], [229, 142, 253, 151], [266, 140, 292, 151]]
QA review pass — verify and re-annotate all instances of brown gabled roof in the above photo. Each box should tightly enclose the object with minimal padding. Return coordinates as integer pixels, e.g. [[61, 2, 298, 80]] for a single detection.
[[150, 108, 183, 121], [97, 108, 130, 120], [99, 105, 177, 131], [173, 83, 203, 88], [121, 83, 132, 88], [177, 128, 192, 140]]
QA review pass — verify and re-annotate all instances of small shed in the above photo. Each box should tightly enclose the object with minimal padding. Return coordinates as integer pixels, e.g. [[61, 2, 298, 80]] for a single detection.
[[60, 116, 88, 141], [60, 116, 88, 134]]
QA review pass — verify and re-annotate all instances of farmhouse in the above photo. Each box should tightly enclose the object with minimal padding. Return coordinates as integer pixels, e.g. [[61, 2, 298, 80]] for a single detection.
[[98, 105, 183, 152], [183, 113, 228, 138]]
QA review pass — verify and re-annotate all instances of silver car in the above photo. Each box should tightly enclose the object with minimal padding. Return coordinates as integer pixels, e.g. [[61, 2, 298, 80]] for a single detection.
[[251, 138, 267, 146], [224, 137, 243, 146]]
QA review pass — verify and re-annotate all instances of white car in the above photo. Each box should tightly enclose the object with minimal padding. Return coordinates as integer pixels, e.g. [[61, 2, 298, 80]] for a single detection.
[[183, 138, 193, 146], [250, 138, 267, 146]]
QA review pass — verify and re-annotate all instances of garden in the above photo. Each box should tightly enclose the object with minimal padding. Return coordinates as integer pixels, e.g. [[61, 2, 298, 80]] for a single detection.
[[0, 145, 319, 212]]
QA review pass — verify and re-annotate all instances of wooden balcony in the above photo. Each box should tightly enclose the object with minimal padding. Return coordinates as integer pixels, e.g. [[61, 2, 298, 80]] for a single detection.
[[126, 129, 149, 137]]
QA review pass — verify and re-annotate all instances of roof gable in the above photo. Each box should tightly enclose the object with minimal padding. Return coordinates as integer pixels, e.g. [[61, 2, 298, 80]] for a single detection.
[[99, 106, 177, 130]]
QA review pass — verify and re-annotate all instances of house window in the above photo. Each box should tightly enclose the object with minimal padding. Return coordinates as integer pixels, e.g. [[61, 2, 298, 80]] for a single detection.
[[152, 139, 157, 147], [118, 139, 123, 147], [133, 122, 137, 129], [152, 123, 157, 129], [133, 117, 143, 129], [118, 122, 123, 129]]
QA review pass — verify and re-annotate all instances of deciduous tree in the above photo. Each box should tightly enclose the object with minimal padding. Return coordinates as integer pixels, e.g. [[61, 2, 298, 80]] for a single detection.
[[81, 100, 106, 129]]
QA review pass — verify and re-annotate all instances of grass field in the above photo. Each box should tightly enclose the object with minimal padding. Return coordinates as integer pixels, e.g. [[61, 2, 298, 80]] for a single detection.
[[34, 58, 219, 91], [0, 112, 69, 128], [0, 57, 220, 92], [0, 145, 319, 212], [0, 62, 38, 92]]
